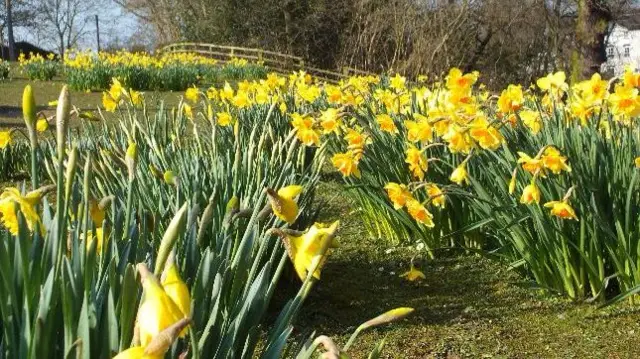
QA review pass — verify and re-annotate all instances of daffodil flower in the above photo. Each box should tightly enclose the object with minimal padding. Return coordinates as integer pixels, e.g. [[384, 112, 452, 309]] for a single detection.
[[384, 182, 413, 209], [544, 200, 578, 220], [279, 221, 340, 280], [267, 185, 303, 224], [520, 183, 541, 204], [0, 186, 51, 235], [136, 263, 190, 347], [0, 131, 11, 149], [450, 164, 469, 185], [400, 263, 426, 282]]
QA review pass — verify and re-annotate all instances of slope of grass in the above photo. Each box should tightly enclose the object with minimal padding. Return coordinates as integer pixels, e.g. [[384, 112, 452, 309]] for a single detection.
[[291, 180, 640, 358], [0, 77, 181, 126]]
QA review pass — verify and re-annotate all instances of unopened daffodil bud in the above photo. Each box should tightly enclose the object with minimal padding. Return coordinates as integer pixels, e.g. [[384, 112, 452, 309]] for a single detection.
[[23, 85, 37, 129], [56, 86, 70, 156], [126, 142, 137, 182]]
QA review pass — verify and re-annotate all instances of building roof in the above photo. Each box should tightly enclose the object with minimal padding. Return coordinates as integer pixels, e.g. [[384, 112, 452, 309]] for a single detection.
[[617, 10, 640, 30]]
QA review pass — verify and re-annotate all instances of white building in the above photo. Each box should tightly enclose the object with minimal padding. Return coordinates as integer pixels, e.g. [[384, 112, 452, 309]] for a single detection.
[[602, 14, 640, 76]]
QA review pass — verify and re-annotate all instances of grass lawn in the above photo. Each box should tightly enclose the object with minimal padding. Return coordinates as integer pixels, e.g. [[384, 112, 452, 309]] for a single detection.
[[0, 71, 182, 127], [289, 180, 640, 358]]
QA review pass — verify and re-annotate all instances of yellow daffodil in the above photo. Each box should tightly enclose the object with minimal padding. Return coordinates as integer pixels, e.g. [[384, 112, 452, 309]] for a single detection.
[[400, 263, 426, 281], [508, 169, 517, 194], [426, 184, 445, 208], [137, 264, 189, 347], [36, 118, 49, 132], [267, 185, 303, 224], [183, 104, 193, 119], [280, 221, 340, 280], [541, 146, 571, 174], [576, 73, 608, 103], [0, 186, 50, 235], [520, 183, 540, 204], [319, 108, 341, 134], [216, 112, 233, 126], [635, 156, 640, 168], [608, 84, 640, 121], [332, 152, 361, 178], [623, 67, 640, 88], [291, 113, 320, 146], [161, 262, 191, 320], [114, 318, 190, 359], [544, 200, 578, 220], [497, 84, 524, 114], [406, 199, 434, 227], [405, 119, 433, 143], [102, 92, 118, 112], [450, 164, 469, 185], [469, 118, 503, 150], [0, 131, 11, 149], [206, 87, 218, 100], [376, 114, 398, 133], [446, 68, 479, 92], [86, 227, 108, 253], [384, 182, 413, 209], [405, 144, 428, 180], [389, 73, 406, 92], [184, 86, 199, 103], [519, 110, 542, 135], [517, 152, 543, 175], [109, 78, 124, 100], [129, 90, 143, 106], [0, 201, 19, 235], [113, 346, 155, 359], [536, 71, 567, 96]]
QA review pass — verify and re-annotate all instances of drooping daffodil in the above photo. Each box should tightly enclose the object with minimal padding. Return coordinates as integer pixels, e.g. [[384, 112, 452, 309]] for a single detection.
[[267, 185, 303, 224], [279, 221, 340, 281]]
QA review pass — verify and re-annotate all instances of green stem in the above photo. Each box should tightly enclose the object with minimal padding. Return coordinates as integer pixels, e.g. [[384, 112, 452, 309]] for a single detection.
[[189, 326, 200, 359], [123, 179, 135, 242], [29, 132, 38, 189]]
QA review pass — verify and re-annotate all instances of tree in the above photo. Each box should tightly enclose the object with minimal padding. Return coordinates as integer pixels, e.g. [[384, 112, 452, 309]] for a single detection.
[[2, 0, 18, 60], [34, 0, 97, 58], [1, 0, 35, 60], [573, 0, 634, 79]]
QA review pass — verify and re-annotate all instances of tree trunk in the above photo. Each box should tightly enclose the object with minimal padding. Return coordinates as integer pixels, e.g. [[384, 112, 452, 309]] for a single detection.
[[5, 0, 16, 61], [283, 0, 294, 55], [575, 0, 610, 79]]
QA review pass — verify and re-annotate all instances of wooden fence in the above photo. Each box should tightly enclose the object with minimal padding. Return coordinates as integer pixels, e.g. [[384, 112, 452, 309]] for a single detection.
[[158, 42, 372, 83]]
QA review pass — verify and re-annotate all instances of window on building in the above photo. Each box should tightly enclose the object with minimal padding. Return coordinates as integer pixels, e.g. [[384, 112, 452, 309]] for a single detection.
[[607, 47, 614, 57], [625, 46, 630, 57]]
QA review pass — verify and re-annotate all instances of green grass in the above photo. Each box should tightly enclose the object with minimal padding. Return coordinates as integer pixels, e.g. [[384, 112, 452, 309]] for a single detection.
[[287, 180, 640, 358], [0, 74, 181, 127]]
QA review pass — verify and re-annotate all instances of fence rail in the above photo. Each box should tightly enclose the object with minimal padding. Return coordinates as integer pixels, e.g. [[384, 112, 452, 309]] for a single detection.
[[158, 42, 373, 83]]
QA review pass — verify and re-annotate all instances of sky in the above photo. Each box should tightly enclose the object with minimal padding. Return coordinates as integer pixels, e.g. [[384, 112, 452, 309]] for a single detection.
[[13, 1, 139, 52]]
